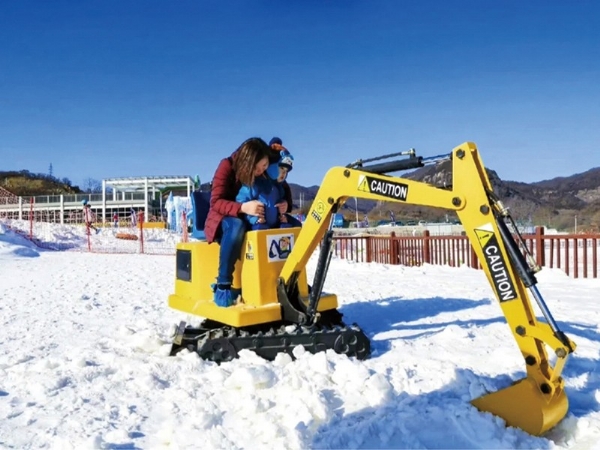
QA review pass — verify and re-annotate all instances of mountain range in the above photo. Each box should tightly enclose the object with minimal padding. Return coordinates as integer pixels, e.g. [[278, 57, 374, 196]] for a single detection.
[[3, 163, 600, 232], [288, 162, 600, 232]]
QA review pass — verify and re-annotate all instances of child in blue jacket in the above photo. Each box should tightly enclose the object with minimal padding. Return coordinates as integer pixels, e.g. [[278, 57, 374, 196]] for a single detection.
[[236, 150, 296, 230]]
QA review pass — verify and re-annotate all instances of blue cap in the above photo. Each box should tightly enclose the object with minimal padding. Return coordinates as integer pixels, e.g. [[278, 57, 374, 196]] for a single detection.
[[266, 151, 294, 180], [279, 152, 293, 172], [269, 137, 282, 146]]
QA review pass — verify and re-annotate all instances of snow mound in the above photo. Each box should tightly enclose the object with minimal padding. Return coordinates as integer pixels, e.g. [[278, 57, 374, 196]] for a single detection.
[[0, 223, 40, 258]]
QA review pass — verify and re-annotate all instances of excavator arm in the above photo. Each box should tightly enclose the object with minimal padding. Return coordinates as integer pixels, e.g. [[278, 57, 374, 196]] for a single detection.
[[281, 141, 576, 435]]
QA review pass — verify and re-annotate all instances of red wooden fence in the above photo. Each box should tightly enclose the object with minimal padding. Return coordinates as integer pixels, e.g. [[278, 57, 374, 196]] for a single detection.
[[333, 227, 600, 279]]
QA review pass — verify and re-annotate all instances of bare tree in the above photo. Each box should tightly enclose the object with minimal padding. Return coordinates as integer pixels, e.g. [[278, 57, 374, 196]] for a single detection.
[[82, 178, 102, 193]]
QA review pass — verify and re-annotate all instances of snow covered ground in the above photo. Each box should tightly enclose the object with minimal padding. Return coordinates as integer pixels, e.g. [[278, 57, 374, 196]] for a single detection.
[[0, 222, 599, 449], [1, 219, 182, 254]]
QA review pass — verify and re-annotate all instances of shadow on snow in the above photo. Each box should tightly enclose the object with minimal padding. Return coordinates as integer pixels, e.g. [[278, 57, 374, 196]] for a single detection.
[[309, 368, 554, 450], [336, 295, 600, 437], [339, 296, 498, 355]]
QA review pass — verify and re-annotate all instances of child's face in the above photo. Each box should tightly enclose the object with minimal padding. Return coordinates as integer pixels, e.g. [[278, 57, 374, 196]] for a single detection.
[[277, 166, 289, 183]]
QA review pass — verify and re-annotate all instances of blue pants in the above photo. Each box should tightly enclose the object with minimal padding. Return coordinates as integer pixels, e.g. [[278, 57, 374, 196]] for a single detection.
[[216, 217, 247, 285]]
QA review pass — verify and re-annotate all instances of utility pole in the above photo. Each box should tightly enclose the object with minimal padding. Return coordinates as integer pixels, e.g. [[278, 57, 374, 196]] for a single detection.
[[575, 215, 577, 234]]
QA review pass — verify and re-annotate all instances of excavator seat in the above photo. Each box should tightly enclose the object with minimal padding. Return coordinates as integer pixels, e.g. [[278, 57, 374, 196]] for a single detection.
[[190, 191, 211, 240]]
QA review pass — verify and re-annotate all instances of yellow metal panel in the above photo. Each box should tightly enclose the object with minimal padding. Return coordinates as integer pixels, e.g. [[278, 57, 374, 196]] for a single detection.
[[298, 293, 338, 312], [141, 222, 167, 229], [177, 241, 242, 298], [241, 229, 300, 307], [168, 294, 282, 327]]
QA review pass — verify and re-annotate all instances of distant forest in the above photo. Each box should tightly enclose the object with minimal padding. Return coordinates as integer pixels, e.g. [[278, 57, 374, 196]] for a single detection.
[[0, 170, 103, 196]]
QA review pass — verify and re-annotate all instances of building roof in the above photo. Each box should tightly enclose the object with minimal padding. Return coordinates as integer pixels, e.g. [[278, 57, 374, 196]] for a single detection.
[[103, 176, 195, 192], [0, 186, 18, 203]]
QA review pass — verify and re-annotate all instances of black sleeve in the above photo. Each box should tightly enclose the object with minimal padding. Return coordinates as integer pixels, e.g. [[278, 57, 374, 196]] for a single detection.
[[282, 181, 293, 213]]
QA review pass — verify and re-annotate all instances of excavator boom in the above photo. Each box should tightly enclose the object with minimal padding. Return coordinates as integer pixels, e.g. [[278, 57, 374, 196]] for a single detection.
[[280, 141, 575, 435]]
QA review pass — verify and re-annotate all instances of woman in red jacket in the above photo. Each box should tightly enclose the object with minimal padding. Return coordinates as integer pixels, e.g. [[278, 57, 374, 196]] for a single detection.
[[204, 137, 271, 307]]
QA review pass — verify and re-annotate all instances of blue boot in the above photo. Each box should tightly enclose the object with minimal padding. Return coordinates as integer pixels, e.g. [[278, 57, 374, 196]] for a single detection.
[[211, 283, 239, 307], [213, 287, 234, 307]]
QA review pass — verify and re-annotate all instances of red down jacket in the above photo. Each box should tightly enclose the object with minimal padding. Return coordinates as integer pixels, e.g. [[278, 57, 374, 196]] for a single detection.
[[204, 155, 242, 243]]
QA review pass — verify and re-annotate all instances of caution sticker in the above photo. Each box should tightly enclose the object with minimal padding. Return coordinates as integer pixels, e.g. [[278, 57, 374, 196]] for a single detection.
[[357, 175, 408, 201], [245, 240, 254, 260], [475, 224, 517, 302]]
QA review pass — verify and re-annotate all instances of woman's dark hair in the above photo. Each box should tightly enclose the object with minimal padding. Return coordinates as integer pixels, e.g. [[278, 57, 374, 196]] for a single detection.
[[232, 137, 270, 186]]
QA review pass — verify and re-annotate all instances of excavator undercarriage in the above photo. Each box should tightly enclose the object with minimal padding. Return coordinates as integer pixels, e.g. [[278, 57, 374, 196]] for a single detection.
[[168, 142, 576, 436], [169, 309, 370, 362]]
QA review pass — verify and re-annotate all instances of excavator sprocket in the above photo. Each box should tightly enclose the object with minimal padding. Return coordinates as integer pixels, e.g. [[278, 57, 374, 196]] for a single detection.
[[170, 312, 371, 363]]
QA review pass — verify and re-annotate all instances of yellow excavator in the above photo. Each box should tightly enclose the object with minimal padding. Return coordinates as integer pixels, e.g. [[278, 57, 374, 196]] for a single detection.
[[168, 142, 576, 436]]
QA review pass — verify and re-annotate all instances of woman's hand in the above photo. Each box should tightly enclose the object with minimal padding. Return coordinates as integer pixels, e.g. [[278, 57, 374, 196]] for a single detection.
[[241, 200, 265, 220], [275, 201, 287, 214]]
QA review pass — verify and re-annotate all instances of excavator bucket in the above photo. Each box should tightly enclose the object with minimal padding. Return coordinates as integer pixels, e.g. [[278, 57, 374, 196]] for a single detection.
[[471, 377, 568, 436]]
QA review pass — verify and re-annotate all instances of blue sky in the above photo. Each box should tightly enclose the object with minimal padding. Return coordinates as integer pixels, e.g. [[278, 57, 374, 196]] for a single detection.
[[1, 1, 599, 189]]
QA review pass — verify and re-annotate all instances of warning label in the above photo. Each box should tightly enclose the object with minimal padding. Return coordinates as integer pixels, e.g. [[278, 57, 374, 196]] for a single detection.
[[475, 226, 517, 302], [358, 176, 370, 193], [357, 175, 408, 201]]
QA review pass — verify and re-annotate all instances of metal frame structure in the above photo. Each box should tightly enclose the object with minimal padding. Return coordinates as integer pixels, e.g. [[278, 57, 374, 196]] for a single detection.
[[0, 175, 194, 224], [101, 176, 194, 223]]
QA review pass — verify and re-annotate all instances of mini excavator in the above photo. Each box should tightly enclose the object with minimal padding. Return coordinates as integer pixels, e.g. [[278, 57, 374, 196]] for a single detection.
[[168, 142, 576, 436]]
